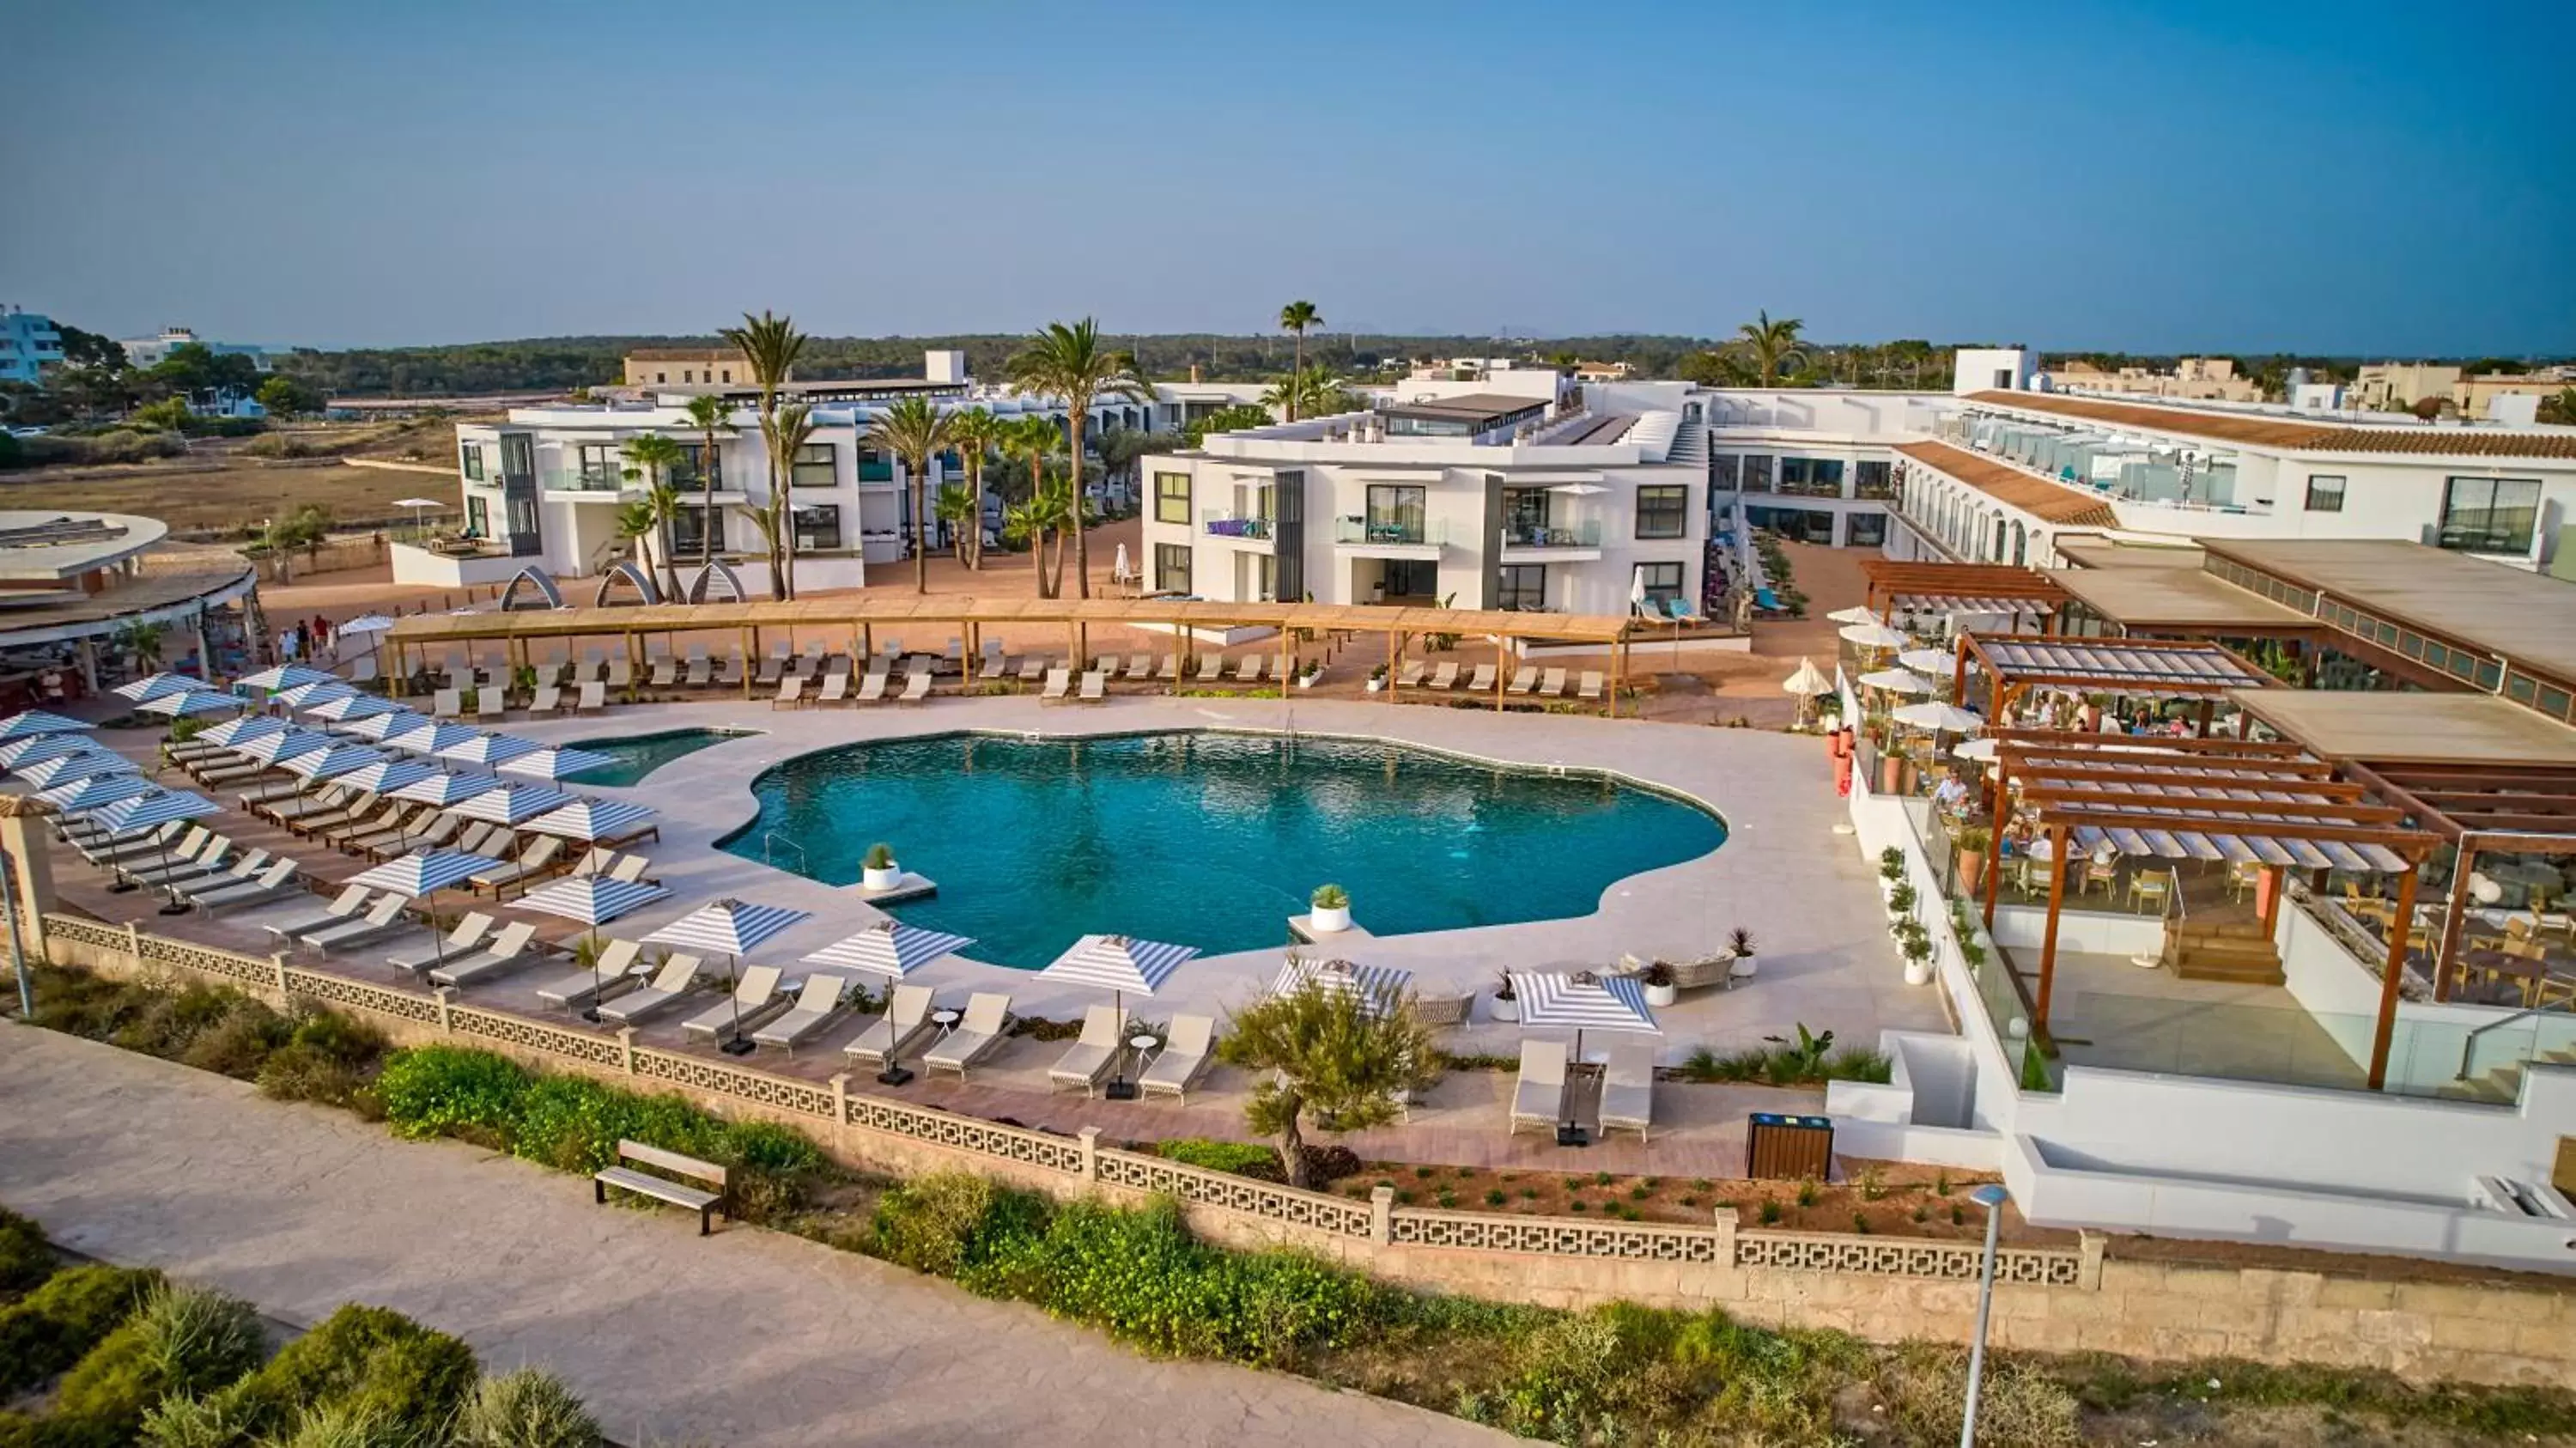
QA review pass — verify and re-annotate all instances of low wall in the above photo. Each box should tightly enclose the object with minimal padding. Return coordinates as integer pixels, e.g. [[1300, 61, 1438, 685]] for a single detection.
[[38, 912, 2576, 1387]]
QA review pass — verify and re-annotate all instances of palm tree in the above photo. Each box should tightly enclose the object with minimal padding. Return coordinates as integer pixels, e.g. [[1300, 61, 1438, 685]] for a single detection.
[[1732, 309, 1807, 386], [933, 484, 981, 568], [1005, 319, 1154, 599], [999, 416, 1067, 596], [1261, 367, 1351, 422], [720, 311, 807, 596], [677, 394, 737, 567], [945, 406, 1000, 570], [1277, 301, 1321, 418], [618, 433, 687, 599], [613, 497, 660, 587], [1000, 496, 1053, 596], [866, 396, 957, 594], [750, 404, 815, 599]]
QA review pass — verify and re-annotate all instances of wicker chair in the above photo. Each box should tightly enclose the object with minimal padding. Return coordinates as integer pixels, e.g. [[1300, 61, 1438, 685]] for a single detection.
[[1413, 990, 1473, 1027]]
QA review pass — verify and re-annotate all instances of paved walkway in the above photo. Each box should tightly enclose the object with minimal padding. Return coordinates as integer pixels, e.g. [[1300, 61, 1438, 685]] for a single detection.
[[0, 1028, 1509, 1448]]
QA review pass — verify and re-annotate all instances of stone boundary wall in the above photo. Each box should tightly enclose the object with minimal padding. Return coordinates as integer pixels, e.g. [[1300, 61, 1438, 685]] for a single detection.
[[40, 915, 2574, 1387]]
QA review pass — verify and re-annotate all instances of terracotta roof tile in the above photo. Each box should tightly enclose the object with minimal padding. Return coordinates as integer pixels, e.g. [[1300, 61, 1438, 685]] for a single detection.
[[1893, 441, 2120, 527], [1965, 392, 2576, 459]]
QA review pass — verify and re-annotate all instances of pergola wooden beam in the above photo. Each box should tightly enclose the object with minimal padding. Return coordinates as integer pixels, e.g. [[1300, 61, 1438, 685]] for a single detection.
[[2006, 757, 2352, 785], [1984, 727, 2304, 756], [2017, 788, 2405, 824], [2026, 807, 2437, 854]]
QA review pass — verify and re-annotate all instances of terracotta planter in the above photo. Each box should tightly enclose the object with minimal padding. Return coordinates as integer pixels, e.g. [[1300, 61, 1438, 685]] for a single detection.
[[1878, 754, 1905, 794], [1957, 849, 1988, 896]]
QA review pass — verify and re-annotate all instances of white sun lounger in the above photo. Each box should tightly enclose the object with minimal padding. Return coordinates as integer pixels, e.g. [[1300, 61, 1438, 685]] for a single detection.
[[855, 672, 888, 704], [1236, 655, 1265, 684], [1016, 655, 1045, 682], [391, 913, 495, 977], [1540, 666, 1569, 697], [978, 649, 1006, 681], [191, 859, 301, 913], [650, 657, 677, 687], [844, 984, 939, 1069], [1039, 667, 1072, 704], [1137, 1013, 1217, 1104], [815, 671, 850, 705], [1577, 670, 1605, 700], [772, 674, 807, 709], [596, 954, 702, 1024], [681, 964, 787, 1042], [1077, 670, 1107, 703], [534, 939, 643, 1009], [301, 891, 412, 953], [922, 991, 1010, 1079], [750, 975, 848, 1055], [896, 672, 931, 706], [261, 885, 372, 946], [427, 921, 540, 988], [577, 680, 607, 713], [1398, 660, 1426, 687], [433, 688, 464, 719], [1124, 654, 1151, 680], [1599, 1039, 1656, 1141], [1508, 1039, 1570, 1135], [1046, 1005, 1126, 1095], [1194, 654, 1224, 682], [1466, 664, 1498, 692], [1426, 660, 1460, 690], [528, 684, 565, 717], [1508, 666, 1539, 695]]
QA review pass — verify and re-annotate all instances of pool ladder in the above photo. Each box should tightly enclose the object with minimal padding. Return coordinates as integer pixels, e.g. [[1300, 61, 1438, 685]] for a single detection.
[[762, 832, 807, 874]]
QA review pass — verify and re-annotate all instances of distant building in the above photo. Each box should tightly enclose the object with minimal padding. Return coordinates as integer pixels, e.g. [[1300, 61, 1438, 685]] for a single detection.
[[1572, 361, 1633, 382], [118, 325, 275, 373], [1952, 347, 2036, 394], [2353, 361, 2572, 418], [2046, 356, 2263, 403], [623, 349, 744, 388], [0, 307, 64, 385]]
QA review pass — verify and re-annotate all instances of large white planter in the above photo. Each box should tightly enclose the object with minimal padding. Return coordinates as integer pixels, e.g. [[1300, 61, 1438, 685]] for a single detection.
[[1365, 678, 1385, 693], [862, 862, 902, 891], [1490, 995, 1519, 1024], [1297, 672, 1319, 690], [1903, 958, 1934, 987], [1309, 903, 1351, 933], [1643, 982, 1679, 1008]]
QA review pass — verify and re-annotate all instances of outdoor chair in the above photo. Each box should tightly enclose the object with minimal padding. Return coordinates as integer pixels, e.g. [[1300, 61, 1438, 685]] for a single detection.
[[682, 965, 789, 1041], [476, 688, 505, 722], [1195, 654, 1224, 682], [432, 689, 464, 719], [1397, 660, 1426, 687], [527, 685, 565, 717], [190, 859, 301, 913], [794, 647, 824, 679], [1507, 1039, 1570, 1135], [2129, 873, 2172, 915], [261, 885, 373, 947], [301, 892, 412, 953], [815, 671, 851, 706], [1137, 1014, 1216, 1104], [683, 654, 712, 687], [1236, 655, 1265, 684], [1466, 664, 1498, 692], [1427, 661, 1460, 690], [1047, 1005, 1126, 1095], [118, 833, 228, 887], [605, 658, 633, 691], [1508, 666, 1540, 694], [535, 940, 644, 1010], [1077, 671, 1107, 704], [923, 991, 1011, 1079], [772, 674, 807, 709], [1540, 667, 1569, 697], [1040, 667, 1072, 704], [756, 648, 789, 686], [978, 649, 1007, 681], [896, 672, 932, 706], [391, 913, 495, 977], [845, 984, 939, 1069], [855, 672, 888, 704], [157, 848, 272, 896], [1599, 1040, 1656, 1141], [469, 836, 566, 897], [1125, 654, 1152, 680], [1157, 653, 1179, 679], [750, 975, 849, 1055], [1576, 671, 1603, 700], [598, 954, 703, 1024], [427, 922, 540, 988], [651, 657, 678, 688], [577, 681, 606, 713]]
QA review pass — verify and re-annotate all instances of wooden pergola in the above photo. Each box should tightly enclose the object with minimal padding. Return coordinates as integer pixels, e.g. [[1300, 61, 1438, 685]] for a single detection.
[[383, 595, 1647, 715], [1855, 559, 2069, 623], [1983, 728, 2440, 1089], [1952, 631, 2276, 732], [2323, 763, 2576, 1004]]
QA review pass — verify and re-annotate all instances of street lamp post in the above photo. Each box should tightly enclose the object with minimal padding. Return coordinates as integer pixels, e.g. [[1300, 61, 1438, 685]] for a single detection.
[[1959, 1182, 2010, 1447]]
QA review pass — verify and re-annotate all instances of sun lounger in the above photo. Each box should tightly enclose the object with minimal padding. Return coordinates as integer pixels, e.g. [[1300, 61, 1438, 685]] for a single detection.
[[568, 846, 615, 879], [261, 885, 373, 946], [756, 648, 788, 685], [301, 891, 412, 953], [1467, 664, 1498, 692], [157, 849, 272, 896], [78, 822, 186, 865], [1077, 670, 1107, 704], [455, 822, 504, 855], [683, 654, 712, 687], [391, 913, 495, 977], [681, 964, 787, 1042], [1540, 667, 1569, 697], [922, 991, 1011, 1080], [1577, 670, 1605, 700], [577, 680, 606, 713], [650, 657, 677, 687], [295, 792, 385, 839], [116, 832, 226, 885], [750, 975, 848, 1054], [475, 688, 505, 722], [795, 648, 825, 679], [773, 674, 807, 709], [1047, 1004, 1127, 1095], [190, 859, 301, 913], [1157, 654, 1179, 679], [979, 650, 1006, 681], [528, 684, 565, 717], [1236, 655, 1264, 684], [433, 689, 464, 720], [1508, 666, 1539, 695], [1598, 1040, 1656, 1141], [1186, 654, 1218, 682], [426, 921, 541, 988], [846, 672, 883, 705], [896, 672, 931, 706], [720, 651, 747, 684], [356, 811, 458, 860], [1016, 655, 1045, 682], [605, 658, 633, 690], [1124, 654, 1151, 680], [471, 835, 565, 897], [1508, 1039, 1570, 1135], [1137, 1014, 1216, 1104], [346, 657, 380, 685], [605, 853, 655, 885], [1397, 660, 1426, 687], [597, 954, 702, 1024], [815, 671, 850, 705], [1426, 661, 1460, 690], [534, 939, 642, 1008], [844, 983, 939, 1069], [321, 801, 410, 847], [1039, 667, 1072, 704], [259, 787, 357, 828]]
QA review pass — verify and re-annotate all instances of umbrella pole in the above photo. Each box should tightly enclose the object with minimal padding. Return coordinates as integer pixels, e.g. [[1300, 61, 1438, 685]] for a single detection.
[[1103, 988, 1138, 1100], [874, 968, 913, 1086], [721, 953, 754, 1056], [1558, 1027, 1590, 1148], [581, 926, 605, 1024], [156, 836, 189, 915]]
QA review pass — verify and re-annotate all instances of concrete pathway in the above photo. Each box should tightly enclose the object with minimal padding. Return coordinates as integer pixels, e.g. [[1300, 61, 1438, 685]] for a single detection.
[[0, 1028, 1510, 1448]]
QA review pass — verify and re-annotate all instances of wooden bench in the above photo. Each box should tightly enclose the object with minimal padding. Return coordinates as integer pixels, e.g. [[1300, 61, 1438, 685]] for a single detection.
[[593, 1140, 728, 1235]]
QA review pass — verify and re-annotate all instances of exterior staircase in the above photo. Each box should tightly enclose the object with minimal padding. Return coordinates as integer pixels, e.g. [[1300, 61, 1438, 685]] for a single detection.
[[2161, 918, 2284, 985]]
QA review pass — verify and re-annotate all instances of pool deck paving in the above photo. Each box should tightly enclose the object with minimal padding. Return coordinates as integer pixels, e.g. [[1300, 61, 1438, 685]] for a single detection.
[[0, 1026, 1511, 1448]]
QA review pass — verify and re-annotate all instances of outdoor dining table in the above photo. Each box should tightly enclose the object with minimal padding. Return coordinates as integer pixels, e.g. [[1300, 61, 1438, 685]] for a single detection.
[[2458, 948, 2549, 1007]]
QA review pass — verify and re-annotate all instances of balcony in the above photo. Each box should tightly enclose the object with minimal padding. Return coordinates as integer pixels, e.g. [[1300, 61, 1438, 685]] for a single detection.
[[1499, 518, 1603, 562], [1200, 511, 1274, 549], [1333, 515, 1446, 557], [858, 460, 896, 484], [541, 467, 627, 496]]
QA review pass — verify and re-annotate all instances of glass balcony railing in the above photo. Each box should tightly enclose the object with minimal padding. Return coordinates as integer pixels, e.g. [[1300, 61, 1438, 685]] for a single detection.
[[1201, 511, 1273, 540], [1502, 519, 1603, 549], [541, 468, 624, 493], [1334, 516, 1446, 546], [858, 460, 896, 483]]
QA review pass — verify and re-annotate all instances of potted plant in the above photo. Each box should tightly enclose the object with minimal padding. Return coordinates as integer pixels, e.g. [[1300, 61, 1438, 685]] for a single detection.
[[1953, 824, 1990, 897], [1728, 927, 1755, 962], [1489, 971, 1518, 1024], [861, 842, 902, 891], [1878, 847, 1905, 900], [1887, 881, 1917, 921], [1899, 920, 1935, 986], [1296, 660, 1322, 690], [1366, 663, 1388, 694], [1309, 883, 1351, 933], [1638, 959, 1678, 1008]]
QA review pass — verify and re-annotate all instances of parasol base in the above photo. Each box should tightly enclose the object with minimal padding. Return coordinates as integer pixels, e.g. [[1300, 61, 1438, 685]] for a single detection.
[[1103, 1080, 1139, 1101], [875, 1067, 914, 1086], [580, 1008, 604, 1025], [720, 1037, 756, 1057], [1555, 1124, 1591, 1148], [157, 902, 191, 916], [109, 882, 138, 894]]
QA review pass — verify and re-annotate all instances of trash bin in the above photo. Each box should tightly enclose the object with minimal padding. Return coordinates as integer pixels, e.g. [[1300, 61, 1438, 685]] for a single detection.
[[1746, 1112, 1833, 1181]]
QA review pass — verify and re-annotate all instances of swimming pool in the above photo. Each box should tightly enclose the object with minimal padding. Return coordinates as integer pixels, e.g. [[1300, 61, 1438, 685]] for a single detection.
[[564, 727, 758, 787], [720, 730, 1725, 970]]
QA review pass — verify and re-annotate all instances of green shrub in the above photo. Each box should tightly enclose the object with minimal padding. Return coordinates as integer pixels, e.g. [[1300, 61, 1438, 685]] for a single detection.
[[214, 1304, 477, 1444], [177, 997, 294, 1079], [373, 1046, 532, 1142], [52, 1285, 265, 1445], [0, 1264, 163, 1396], [872, 1173, 999, 1277], [1157, 1138, 1285, 1181], [0, 1208, 51, 1297], [137, 1390, 249, 1448], [447, 1369, 604, 1448], [256, 1008, 389, 1107]]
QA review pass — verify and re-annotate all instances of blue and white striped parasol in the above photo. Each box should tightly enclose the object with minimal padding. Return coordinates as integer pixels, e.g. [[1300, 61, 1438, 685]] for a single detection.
[[643, 898, 811, 957], [804, 919, 975, 979], [331, 757, 435, 796], [0, 710, 94, 743], [347, 849, 500, 898], [17, 749, 143, 789], [518, 798, 654, 843], [1268, 956, 1414, 1016], [307, 693, 404, 724], [345, 709, 427, 743], [112, 672, 203, 703], [197, 715, 289, 749], [0, 732, 97, 770], [498, 745, 615, 782], [388, 721, 482, 757], [234, 664, 334, 693], [279, 743, 388, 782], [447, 782, 572, 824], [439, 733, 539, 770], [1038, 934, 1199, 998], [139, 690, 245, 719], [234, 727, 335, 765], [517, 874, 671, 928], [87, 788, 220, 835], [389, 770, 501, 808], [36, 772, 156, 814], [275, 680, 359, 711], [336, 613, 398, 635], [1507, 969, 1661, 1037]]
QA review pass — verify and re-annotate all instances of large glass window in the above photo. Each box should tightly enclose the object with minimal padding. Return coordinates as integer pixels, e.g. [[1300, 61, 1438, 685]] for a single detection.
[[1503, 488, 1551, 542], [2304, 475, 2345, 512], [576, 443, 617, 487], [1155, 472, 1191, 525], [464, 496, 489, 538], [671, 506, 716, 557], [1154, 542, 1192, 593], [792, 504, 840, 551], [460, 444, 485, 481], [674, 444, 720, 490], [1708, 454, 1741, 490], [1740, 454, 1775, 493], [2438, 477, 2538, 553], [1633, 561, 1683, 607], [1778, 458, 1845, 497], [792, 443, 836, 489], [1364, 484, 1426, 544], [1635, 485, 1687, 538], [1498, 563, 1546, 611], [1846, 512, 1888, 548], [1855, 459, 1893, 499]]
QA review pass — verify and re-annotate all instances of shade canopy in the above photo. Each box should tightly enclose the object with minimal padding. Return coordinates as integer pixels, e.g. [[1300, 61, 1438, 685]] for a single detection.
[[18, 749, 143, 789], [449, 782, 573, 824], [275, 680, 359, 711], [519, 798, 655, 843], [1856, 668, 1935, 696], [280, 744, 390, 782], [234, 664, 334, 692], [112, 672, 203, 703], [804, 919, 976, 978], [499, 745, 616, 782], [0, 732, 98, 770], [1838, 622, 1909, 649], [234, 727, 336, 765], [389, 770, 501, 808], [387, 721, 482, 757], [345, 709, 427, 743], [516, 874, 671, 928], [1898, 648, 1955, 675], [1507, 969, 1661, 1036], [392, 497, 447, 510], [1953, 737, 2000, 762], [1826, 605, 1882, 626], [307, 693, 404, 724], [333, 758, 436, 796], [643, 898, 811, 957], [1779, 658, 1833, 697], [1893, 702, 1985, 734], [1268, 956, 1413, 1016], [0, 711, 93, 743], [337, 613, 398, 635], [440, 733, 541, 770], [198, 715, 289, 749], [1038, 934, 1199, 997], [35, 772, 156, 814], [348, 849, 501, 898], [140, 690, 245, 719], [88, 788, 219, 835]]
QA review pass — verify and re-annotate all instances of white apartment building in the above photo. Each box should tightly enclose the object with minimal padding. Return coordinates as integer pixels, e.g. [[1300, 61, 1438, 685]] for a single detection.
[[1138, 368, 1712, 618]]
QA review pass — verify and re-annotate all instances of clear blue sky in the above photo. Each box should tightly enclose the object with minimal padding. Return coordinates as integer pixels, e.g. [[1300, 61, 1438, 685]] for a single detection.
[[9, 1, 2570, 356]]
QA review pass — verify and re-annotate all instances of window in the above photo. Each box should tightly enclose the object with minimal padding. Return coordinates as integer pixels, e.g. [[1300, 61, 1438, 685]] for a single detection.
[[857, 447, 893, 483], [671, 507, 716, 557], [1364, 484, 1425, 544], [792, 504, 840, 551], [1634, 485, 1688, 538], [792, 443, 836, 489], [1155, 472, 1192, 525], [2305, 475, 2346, 513], [1709, 453, 1741, 490], [680, 370, 692, 383], [673, 444, 720, 490], [1154, 542, 1192, 593], [459, 444, 485, 482], [1633, 562, 1683, 607], [1778, 458, 1844, 497], [1741, 454, 1776, 493], [1846, 512, 1888, 548], [464, 496, 489, 538], [1503, 487, 1551, 538], [576, 443, 617, 487], [1497, 563, 1546, 611], [2437, 477, 2540, 553], [1855, 459, 1893, 499]]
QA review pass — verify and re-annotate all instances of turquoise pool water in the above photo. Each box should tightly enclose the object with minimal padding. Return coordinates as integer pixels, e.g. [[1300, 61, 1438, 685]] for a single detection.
[[720, 731, 1725, 970], [564, 727, 757, 787]]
